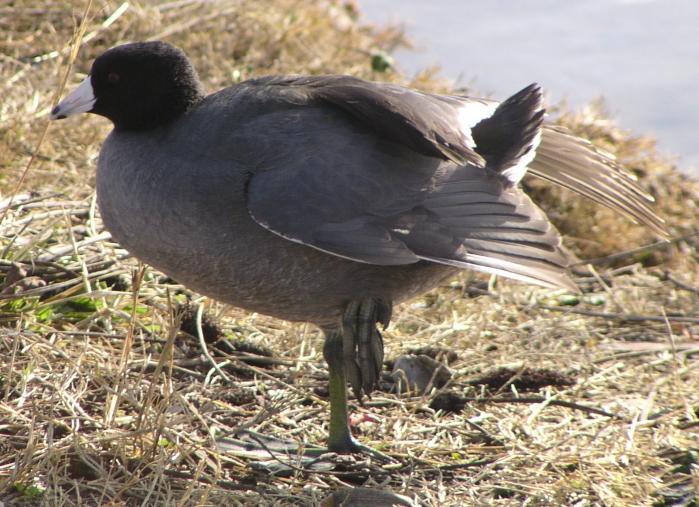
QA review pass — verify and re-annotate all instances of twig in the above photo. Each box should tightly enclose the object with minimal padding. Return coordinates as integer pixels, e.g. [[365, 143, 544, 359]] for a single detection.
[[0, 258, 82, 279], [62, 330, 167, 344], [195, 304, 231, 384], [463, 395, 625, 420], [161, 469, 254, 491], [0, 267, 121, 300], [0, 192, 63, 211], [536, 304, 699, 324], [437, 458, 496, 471], [665, 273, 699, 294], [136, 302, 179, 432], [151, 4, 241, 40], [0, 219, 32, 259], [575, 232, 699, 266], [593, 346, 699, 364], [677, 420, 699, 430], [244, 432, 322, 474], [209, 346, 295, 367], [463, 419, 503, 446], [37, 231, 112, 261], [6, 207, 90, 228]]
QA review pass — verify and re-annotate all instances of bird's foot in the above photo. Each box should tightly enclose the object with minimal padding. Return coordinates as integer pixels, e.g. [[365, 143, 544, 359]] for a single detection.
[[216, 429, 395, 476], [327, 432, 395, 463], [215, 430, 334, 475], [341, 298, 392, 400]]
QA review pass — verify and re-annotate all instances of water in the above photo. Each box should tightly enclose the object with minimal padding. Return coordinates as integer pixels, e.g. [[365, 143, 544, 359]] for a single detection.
[[360, 0, 699, 173]]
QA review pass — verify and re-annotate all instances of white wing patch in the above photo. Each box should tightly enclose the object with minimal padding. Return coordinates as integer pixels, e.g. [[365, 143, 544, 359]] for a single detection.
[[500, 126, 543, 184], [456, 100, 498, 148]]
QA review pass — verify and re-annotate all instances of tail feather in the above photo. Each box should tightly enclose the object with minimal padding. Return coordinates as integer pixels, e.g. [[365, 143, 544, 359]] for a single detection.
[[454, 90, 666, 238], [471, 83, 545, 183]]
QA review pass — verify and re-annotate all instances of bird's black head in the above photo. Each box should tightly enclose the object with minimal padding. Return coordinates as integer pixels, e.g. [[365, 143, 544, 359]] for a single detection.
[[51, 41, 204, 131]]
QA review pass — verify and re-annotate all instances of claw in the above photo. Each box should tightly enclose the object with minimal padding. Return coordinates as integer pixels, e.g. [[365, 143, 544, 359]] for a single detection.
[[377, 301, 392, 329], [371, 327, 384, 381], [357, 301, 377, 396], [341, 298, 392, 400]]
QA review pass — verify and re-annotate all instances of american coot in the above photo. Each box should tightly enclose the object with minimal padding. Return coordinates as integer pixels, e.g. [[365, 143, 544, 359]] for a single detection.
[[51, 41, 665, 454]]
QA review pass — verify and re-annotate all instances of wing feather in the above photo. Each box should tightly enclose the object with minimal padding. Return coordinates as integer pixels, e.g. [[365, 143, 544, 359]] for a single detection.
[[242, 75, 663, 293]]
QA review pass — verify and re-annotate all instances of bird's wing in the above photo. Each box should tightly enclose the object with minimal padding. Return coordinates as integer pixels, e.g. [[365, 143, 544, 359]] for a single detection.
[[252, 75, 666, 238], [529, 125, 667, 237], [446, 93, 665, 237], [247, 149, 575, 290], [242, 79, 577, 290], [247, 75, 492, 166]]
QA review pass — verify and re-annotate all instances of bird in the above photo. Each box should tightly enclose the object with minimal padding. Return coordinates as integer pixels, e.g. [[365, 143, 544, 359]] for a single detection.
[[51, 41, 665, 455]]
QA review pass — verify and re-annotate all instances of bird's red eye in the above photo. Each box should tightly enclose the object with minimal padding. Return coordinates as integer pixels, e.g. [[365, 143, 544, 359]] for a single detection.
[[107, 72, 120, 84]]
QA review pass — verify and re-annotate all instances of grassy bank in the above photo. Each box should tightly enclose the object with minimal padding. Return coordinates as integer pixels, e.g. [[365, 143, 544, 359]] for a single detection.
[[1, 1, 697, 505]]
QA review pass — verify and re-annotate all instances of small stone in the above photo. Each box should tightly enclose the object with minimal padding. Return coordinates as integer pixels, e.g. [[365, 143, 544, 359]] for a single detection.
[[392, 354, 452, 395], [429, 391, 467, 413], [321, 487, 413, 507]]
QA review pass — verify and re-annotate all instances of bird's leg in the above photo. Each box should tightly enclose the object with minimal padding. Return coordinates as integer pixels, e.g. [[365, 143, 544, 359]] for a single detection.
[[323, 330, 355, 452], [219, 302, 394, 464], [324, 298, 392, 454]]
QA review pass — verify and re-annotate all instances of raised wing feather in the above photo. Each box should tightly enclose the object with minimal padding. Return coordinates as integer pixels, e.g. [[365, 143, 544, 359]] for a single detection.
[[250, 75, 665, 238], [240, 75, 664, 292], [244, 83, 576, 291], [529, 125, 667, 236], [249, 75, 486, 166]]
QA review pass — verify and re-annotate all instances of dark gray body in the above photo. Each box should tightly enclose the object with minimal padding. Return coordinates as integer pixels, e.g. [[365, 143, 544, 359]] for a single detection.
[[97, 84, 456, 326], [96, 76, 664, 328]]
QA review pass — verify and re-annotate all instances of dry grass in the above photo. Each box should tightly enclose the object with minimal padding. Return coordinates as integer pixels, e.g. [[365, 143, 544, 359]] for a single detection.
[[1, 1, 698, 505]]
